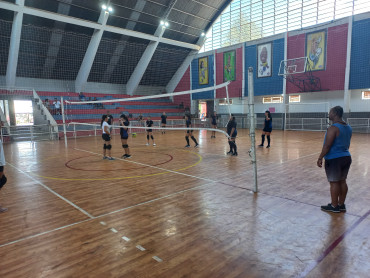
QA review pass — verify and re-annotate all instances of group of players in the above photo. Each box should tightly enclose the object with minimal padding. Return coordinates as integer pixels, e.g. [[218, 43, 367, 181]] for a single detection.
[[100, 110, 273, 159]]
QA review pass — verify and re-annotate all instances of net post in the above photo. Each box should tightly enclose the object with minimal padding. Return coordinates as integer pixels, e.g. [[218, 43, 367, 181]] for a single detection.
[[247, 67, 258, 193], [225, 84, 231, 116], [61, 97, 67, 147]]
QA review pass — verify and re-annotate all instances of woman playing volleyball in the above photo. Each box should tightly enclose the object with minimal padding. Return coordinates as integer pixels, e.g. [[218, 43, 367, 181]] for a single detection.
[[146, 116, 156, 146], [119, 114, 131, 159], [185, 114, 199, 148], [101, 115, 114, 160], [259, 110, 272, 148], [227, 114, 238, 156]]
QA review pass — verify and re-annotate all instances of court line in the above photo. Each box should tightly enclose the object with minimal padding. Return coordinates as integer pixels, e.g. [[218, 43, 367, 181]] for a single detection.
[[30, 149, 204, 181], [297, 209, 370, 278], [0, 218, 92, 248], [74, 147, 213, 182], [64, 152, 173, 172], [7, 162, 94, 219], [0, 181, 213, 249]]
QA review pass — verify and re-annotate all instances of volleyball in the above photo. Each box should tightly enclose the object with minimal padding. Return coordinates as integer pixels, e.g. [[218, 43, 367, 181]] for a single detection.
[[132, 133, 137, 138]]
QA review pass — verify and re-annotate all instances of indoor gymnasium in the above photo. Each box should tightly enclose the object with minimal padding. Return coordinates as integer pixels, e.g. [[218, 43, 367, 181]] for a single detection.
[[0, 0, 370, 277]]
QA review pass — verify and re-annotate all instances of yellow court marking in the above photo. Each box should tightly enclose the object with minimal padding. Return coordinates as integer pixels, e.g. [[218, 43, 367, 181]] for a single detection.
[[31, 150, 203, 181]]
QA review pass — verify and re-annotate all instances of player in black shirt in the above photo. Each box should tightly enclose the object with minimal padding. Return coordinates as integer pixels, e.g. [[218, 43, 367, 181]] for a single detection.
[[146, 116, 156, 146], [119, 114, 131, 159], [259, 110, 272, 148], [161, 112, 167, 134], [211, 111, 218, 138], [227, 114, 238, 156], [185, 114, 199, 148]]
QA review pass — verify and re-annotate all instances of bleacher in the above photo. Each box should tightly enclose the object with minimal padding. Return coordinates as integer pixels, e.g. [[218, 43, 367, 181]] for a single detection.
[[37, 92, 186, 124]]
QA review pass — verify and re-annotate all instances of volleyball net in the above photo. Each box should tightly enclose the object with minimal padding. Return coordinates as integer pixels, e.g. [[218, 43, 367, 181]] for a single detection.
[[62, 81, 233, 139]]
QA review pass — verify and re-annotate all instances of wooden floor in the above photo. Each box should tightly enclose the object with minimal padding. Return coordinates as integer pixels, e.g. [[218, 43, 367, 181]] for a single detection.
[[0, 129, 369, 277]]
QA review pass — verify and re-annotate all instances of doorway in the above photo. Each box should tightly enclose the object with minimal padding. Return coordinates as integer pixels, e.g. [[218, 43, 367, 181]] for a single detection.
[[14, 100, 34, 126]]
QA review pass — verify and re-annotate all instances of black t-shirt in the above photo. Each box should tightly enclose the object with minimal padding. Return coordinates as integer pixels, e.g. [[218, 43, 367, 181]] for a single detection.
[[227, 120, 237, 135], [120, 120, 129, 135], [186, 119, 191, 128], [211, 115, 217, 125], [146, 120, 153, 127], [161, 115, 167, 123], [107, 115, 113, 125]]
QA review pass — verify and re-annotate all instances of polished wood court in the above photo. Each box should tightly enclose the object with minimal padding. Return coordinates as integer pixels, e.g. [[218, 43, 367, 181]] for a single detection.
[[0, 129, 369, 277]]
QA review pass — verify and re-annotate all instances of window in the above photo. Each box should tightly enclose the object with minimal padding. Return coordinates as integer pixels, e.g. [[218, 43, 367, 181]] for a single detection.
[[362, 91, 370, 100], [289, 95, 301, 103], [219, 98, 233, 105], [263, 96, 283, 103]]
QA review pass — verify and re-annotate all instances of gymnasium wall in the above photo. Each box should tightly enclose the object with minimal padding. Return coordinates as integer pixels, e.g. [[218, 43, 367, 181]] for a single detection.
[[287, 23, 348, 94], [349, 16, 370, 90], [191, 54, 215, 100], [215, 46, 243, 99], [244, 37, 285, 96], [173, 66, 191, 109]]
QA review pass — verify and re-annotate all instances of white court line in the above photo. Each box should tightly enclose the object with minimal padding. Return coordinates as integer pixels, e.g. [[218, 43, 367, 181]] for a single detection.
[[0, 218, 91, 248], [122, 236, 130, 242], [95, 183, 210, 218], [0, 179, 214, 248], [7, 162, 95, 219], [136, 245, 146, 251], [74, 147, 214, 182], [152, 256, 163, 262], [110, 228, 118, 233]]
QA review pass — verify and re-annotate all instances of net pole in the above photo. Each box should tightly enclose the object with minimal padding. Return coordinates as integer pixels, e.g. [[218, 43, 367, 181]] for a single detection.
[[225, 84, 231, 116], [248, 67, 258, 193], [61, 97, 67, 147]]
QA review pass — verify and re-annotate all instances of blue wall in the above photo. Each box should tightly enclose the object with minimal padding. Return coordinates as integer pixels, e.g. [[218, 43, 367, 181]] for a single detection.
[[350, 18, 370, 90], [244, 38, 284, 96], [191, 54, 214, 100]]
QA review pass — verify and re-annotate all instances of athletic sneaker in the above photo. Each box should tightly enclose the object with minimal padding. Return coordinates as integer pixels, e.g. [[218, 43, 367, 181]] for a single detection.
[[227, 151, 233, 155], [194, 144, 199, 148], [103, 156, 108, 159], [185, 145, 190, 148], [122, 154, 128, 158], [108, 157, 115, 161], [125, 155, 131, 159], [321, 203, 340, 213], [0, 207, 8, 213], [153, 143, 156, 146], [232, 152, 238, 156], [266, 145, 270, 148], [146, 143, 149, 146], [258, 144, 264, 147], [338, 204, 346, 212]]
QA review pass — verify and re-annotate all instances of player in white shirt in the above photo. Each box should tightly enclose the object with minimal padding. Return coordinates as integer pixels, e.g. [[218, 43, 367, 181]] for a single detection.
[[101, 115, 114, 160]]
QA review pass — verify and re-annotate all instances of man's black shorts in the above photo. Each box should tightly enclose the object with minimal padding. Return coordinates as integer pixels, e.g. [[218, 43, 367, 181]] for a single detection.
[[325, 156, 352, 182]]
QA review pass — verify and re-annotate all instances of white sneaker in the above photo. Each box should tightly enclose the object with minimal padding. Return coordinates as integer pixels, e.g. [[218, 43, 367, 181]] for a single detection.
[[153, 143, 156, 146], [146, 143, 149, 146]]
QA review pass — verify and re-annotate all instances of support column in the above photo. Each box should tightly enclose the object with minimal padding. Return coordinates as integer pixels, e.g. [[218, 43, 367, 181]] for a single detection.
[[75, 10, 109, 93], [344, 16, 353, 114], [282, 31, 288, 130], [126, 0, 178, 95], [101, 0, 146, 83], [5, 0, 25, 88], [165, 36, 207, 95]]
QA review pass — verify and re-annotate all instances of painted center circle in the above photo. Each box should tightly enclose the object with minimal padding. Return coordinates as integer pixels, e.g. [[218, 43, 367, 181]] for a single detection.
[[65, 151, 173, 171]]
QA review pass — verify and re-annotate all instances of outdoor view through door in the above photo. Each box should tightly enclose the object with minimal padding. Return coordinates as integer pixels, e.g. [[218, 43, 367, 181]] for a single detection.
[[14, 100, 33, 126]]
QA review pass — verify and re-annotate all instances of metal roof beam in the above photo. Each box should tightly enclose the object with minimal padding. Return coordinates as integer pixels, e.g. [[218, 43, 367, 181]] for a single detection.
[[0, 1, 200, 51], [5, 0, 24, 88], [75, 10, 109, 93], [126, 0, 178, 96]]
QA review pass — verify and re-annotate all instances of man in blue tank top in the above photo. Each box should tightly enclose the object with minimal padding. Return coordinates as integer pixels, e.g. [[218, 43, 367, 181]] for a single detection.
[[317, 106, 352, 213]]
